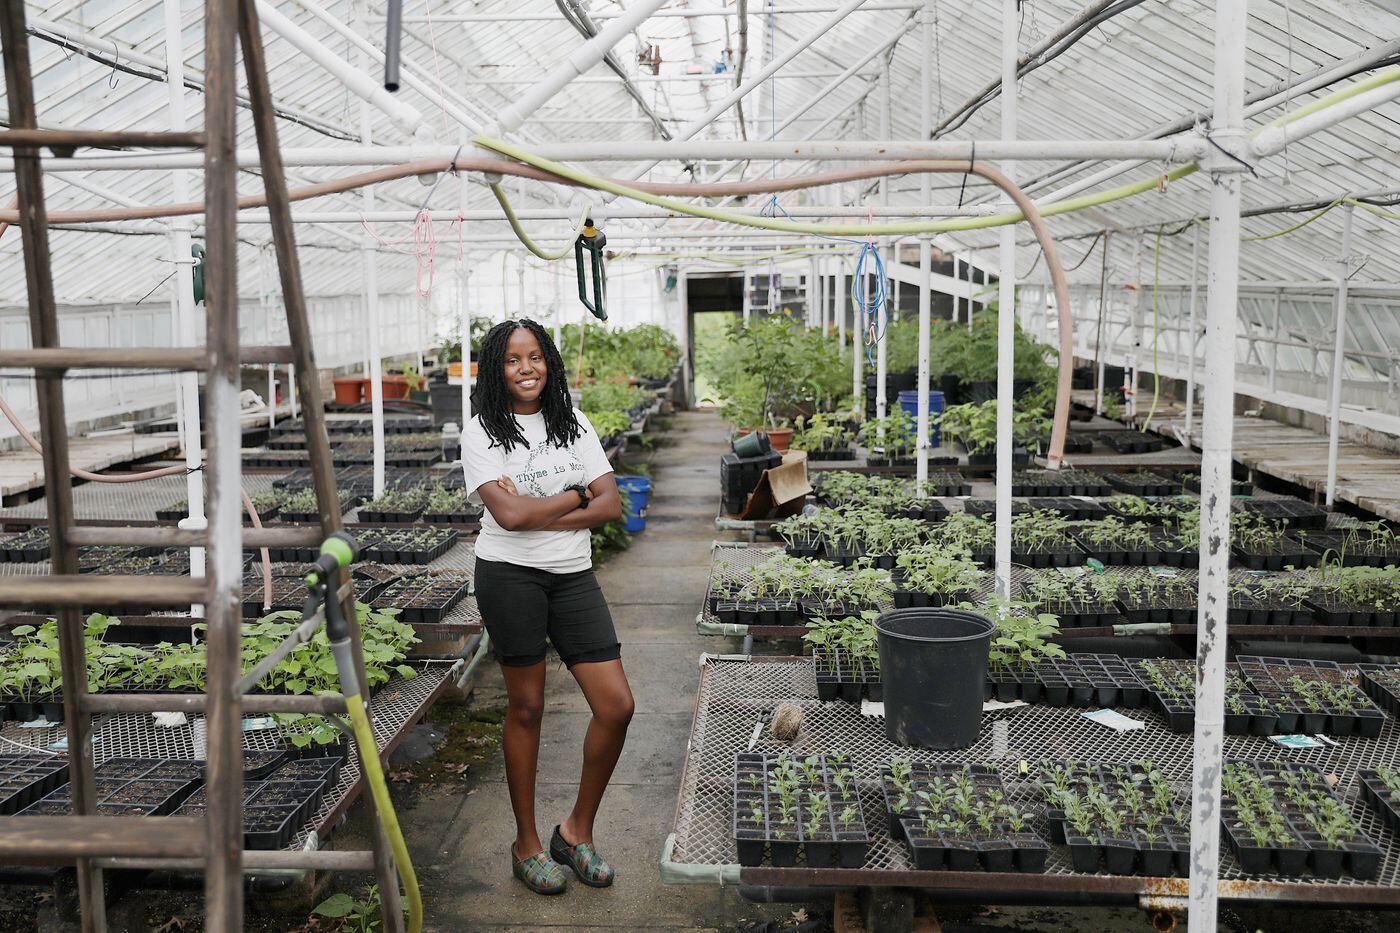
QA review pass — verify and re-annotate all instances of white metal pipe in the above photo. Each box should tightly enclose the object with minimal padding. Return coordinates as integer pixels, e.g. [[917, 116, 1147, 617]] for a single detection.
[[835, 260, 846, 359], [290, 0, 492, 136], [1184, 223, 1200, 436], [1094, 235, 1111, 415], [385, 2, 919, 22], [492, 0, 671, 135], [994, 0, 1018, 598], [0, 139, 1207, 174], [1325, 204, 1355, 509], [164, 0, 205, 616], [459, 165, 472, 434], [255, 0, 425, 139], [807, 258, 818, 328], [1251, 77, 1400, 158], [1190, 4, 1250, 930], [914, 0, 934, 494], [875, 65, 890, 423], [742, 268, 752, 324], [1267, 290, 1282, 392], [854, 272, 865, 421], [356, 15, 387, 499]]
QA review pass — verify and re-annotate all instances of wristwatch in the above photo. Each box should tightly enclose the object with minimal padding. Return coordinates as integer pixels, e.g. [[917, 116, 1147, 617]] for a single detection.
[[567, 484, 590, 509]]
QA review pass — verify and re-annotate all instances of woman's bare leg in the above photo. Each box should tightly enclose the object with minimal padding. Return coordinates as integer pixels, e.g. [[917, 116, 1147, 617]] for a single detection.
[[558, 659, 635, 845], [500, 661, 548, 857]]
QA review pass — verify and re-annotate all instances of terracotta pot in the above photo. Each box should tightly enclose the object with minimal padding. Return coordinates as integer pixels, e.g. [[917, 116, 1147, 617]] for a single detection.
[[380, 375, 410, 400], [332, 377, 364, 406], [765, 428, 794, 451]]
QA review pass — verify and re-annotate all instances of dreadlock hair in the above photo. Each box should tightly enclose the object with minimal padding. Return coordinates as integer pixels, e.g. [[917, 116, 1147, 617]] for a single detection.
[[475, 318, 581, 454]]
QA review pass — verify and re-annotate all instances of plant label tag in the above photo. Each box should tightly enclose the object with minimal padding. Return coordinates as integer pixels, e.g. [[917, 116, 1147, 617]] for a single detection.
[[859, 700, 885, 718], [242, 716, 278, 733], [1055, 566, 1087, 578], [1081, 709, 1145, 732], [983, 698, 1027, 711], [47, 735, 95, 753], [1268, 734, 1325, 749], [153, 712, 188, 728], [18, 718, 55, 729], [1149, 567, 1179, 578]]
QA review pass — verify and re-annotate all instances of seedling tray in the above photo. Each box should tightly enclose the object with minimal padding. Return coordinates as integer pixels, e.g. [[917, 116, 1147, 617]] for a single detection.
[[1104, 471, 1179, 497], [1236, 656, 1387, 737], [1221, 761, 1382, 879], [1183, 474, 1252, 496], [1133, 659, 1279, 736], [1358, 665, 1400, 718], [1033, 654, 1148, 708], [1012, 470, 1112, 498], [1098, 432, 1165, 455], [1358, 768, 1400, 836], [1038, 759, 1189, 876], [368, 572, 471, 623], [926, 471, 971, 497], [1233, 499, 1328, 530], [813, 646, 881, 703], [362, 528, 458, 564], [0, 757, 69, 814], [1307, 595, 1398, 627], [1301, 532, 1400, 568], [733, 751, 868, 868], [884, 761, 1049, 873], [1232, 532, 1320, 570]]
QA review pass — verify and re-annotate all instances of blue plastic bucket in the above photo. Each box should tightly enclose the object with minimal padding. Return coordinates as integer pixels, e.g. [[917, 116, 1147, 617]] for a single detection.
[[616, 475, 652, 533], [897, 390, 945, 447]]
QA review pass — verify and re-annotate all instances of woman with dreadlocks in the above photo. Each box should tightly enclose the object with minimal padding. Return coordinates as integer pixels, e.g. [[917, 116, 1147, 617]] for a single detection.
[[461, 318, 631, 896]]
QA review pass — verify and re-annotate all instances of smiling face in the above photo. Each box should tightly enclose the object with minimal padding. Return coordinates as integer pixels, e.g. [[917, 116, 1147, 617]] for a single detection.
[[503, 326, 547, 414]]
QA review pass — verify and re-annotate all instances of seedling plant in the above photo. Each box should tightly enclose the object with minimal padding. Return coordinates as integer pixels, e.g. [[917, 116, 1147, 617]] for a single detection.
[[1038, 758, 1187, 876]]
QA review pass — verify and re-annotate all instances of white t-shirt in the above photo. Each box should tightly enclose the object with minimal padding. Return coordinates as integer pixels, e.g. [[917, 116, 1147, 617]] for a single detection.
[[462, 408, 614, 573]]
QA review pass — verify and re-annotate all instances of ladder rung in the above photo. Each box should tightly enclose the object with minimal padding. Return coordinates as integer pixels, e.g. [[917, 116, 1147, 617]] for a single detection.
[[0, 348, 207, 371], [94, 849, 376, 872], [240, 345, 298, 365], [84, 692, 347, 715], [0, 816, 204, 864], [0, 576, 207, 609], [0, 129, 206, 151], [0, 346, 296, 370], [65, 526, 322, 548], [67, 526, 205, 548]]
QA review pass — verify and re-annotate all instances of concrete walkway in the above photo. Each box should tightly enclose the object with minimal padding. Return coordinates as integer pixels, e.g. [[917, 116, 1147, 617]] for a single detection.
[[407, 411, 783, 931]]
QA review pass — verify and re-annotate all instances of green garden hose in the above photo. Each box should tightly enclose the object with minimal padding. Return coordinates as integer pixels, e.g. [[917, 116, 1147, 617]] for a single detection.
[[307, 534, 423, 933], [345, 691, 422, 933], [488, 183, 590, 260]]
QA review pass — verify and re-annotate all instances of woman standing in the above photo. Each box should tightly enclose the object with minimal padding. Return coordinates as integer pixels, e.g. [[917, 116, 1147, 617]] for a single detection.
[[462, 318, 634, 896]]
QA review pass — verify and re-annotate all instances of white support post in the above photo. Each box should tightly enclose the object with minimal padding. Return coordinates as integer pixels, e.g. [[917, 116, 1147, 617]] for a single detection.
[[743, 268, 752, 325], [267, 365, 276, 431], [1325, 203, 1355, 509], [915, 0, 933, 495], [1127, 236, 1143, 420], [875, 64, 891, 423], [994, 0, 1018, 598], [459, 166, 473, 434], [1184, 225, 1200, 436], [854, 273, 865, 422], [164, 0, 205, 616], [357, 30, 386, 499], [1190, 3, 1249, 930], [835, 260, 846, 358], [967, 248, 977, 330], [807, 258, 818, 329], [1267, 289, 1282, 392], [677, 269, 692, 408]]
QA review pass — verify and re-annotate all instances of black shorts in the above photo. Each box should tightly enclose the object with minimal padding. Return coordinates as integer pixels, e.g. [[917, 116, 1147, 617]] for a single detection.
[[474, 558, 621, 668]]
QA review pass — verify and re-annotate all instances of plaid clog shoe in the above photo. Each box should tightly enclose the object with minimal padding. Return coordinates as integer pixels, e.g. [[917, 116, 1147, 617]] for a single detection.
[[550, 825, 615, 888], [511, 846, 567, 895]]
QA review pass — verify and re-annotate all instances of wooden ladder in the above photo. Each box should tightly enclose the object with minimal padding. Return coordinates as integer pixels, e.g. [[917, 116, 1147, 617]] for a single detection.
[[0, 3, 405, 931]]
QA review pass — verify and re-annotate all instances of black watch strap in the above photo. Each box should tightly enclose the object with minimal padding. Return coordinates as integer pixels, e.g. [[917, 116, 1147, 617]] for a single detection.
[[570, 484, 589, 509]]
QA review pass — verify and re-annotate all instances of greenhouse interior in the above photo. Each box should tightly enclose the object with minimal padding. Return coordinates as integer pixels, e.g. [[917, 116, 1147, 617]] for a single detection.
[[0, 0, 1399, 931]]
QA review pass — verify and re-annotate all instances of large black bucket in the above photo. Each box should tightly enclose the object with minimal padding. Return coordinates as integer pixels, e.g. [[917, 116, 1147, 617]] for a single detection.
[[875, 607, 995, 749]]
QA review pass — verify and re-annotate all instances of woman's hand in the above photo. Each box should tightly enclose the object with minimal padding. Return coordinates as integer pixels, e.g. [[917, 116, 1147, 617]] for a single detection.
[[497, 474, 519, 495]]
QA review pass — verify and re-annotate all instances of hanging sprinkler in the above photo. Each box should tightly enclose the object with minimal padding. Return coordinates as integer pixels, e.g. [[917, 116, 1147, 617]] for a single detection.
[[574, 217, 608, 321]]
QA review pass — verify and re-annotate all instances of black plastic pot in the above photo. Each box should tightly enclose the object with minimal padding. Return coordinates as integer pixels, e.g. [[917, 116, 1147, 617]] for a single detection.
[[875, 608, 994, 749]]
